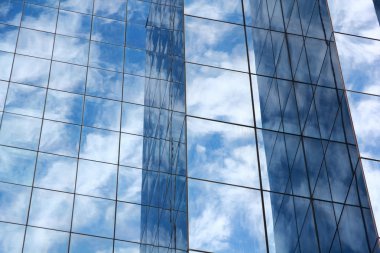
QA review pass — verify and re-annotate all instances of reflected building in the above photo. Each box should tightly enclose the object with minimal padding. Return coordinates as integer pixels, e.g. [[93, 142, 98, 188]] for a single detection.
[[0, 0, 379, 253]]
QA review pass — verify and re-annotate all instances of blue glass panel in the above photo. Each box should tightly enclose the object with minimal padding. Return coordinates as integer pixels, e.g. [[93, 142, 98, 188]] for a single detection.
[[17, 28, 54, 59], [11, 54, 51, 87], [117, 166, 142, 203], [126, 23, 146, 49], [83, 96, 121, 131], [0, 145, 36, 185], [121, 102, 144, 135], [94, 0, 127, 20], [23, 227, 69, 253], [120, 133, 143, 168], [123, 74, 145, 104], [53, 35, 89, 65], [0, 81, 7, 110], [115, 202, 141, 242], [86, 67, 123, 100], [56, 10, 92, 39], [49, 61, 87, 93], [89, 41, 124, 71], [127, 0, 150, 25], [114, 240, 140, 253], [124, 48, 146, 76], [60, 0, 93, 14], [0, 222, 24, 253], [22, 4, 58, 33], [0, 183, 31, 224], [72, 195, 115, 238], [92, 16, 125, 45], [28, 0, 59, 8], [28, 189, 73, 231], [0, 51, 14, 81], [0, 0, 23, 26], [0, 24, 18, 52], [34, 153, 77, 192], [70, 234, 113, 253]]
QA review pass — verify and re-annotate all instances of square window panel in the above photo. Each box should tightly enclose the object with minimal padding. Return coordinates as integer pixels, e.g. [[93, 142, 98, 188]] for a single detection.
[[80, 127, 119, 163], [0, 81, 8, 110], [0, 222, 25, 253], [126, 23, 146, 49], [56, 10, 92, 39], [188, 179, 266, 253], [187, 117, 259, 188], [124, 48, 146, 76], [53, 35, 89, 65], [5, 83, 45, 117], [22, 4, 58, 33], [92, 16, 125, 45], [39, 120, 81, 157], [28, 189, 73, 231], [120, 133, 143, 168], [123, 74, 145, 104], [23, 227, 69, 253], [89, 41, 124, 71], [117, 166, 142, 203], [72, 195, 115, 238], [49, 61, 87, 93], [0, 183, 31, 224], [0, 113, 42, 150], [76, 160, 117, 199], [185, 16, 248, 71], [83, 96, 121, 131], [114, 241, 140, 253], [186, 63, 253, 125], [11, 54, 51, 87], [45, 90, 83, 124], [0, 51, 14, 81], [60, 0, 93, 14], [115, 202, 141, 242], [0, 1, 23, 26], [34, 153, 77, 192], [0, 145, 36, 185], [127, 0, 150, 25], [17, 28, 54, 59], [0, 24, 18, 52], [86, 67, 123, 100], [94, 0, 127, 20], [70, 234, 113, 253], [121, 103, 144, 135], [27, 0, 59, 8]]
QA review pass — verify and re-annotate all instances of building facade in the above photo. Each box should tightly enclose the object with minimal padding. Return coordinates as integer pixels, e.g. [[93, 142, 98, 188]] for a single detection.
[[0, 0, 378, 252]]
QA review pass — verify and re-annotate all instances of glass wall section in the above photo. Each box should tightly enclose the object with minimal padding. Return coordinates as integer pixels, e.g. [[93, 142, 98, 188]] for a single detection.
[[329, 0, 380, 245], [0, 0, 187, 252], [185, 0, 378, 252]]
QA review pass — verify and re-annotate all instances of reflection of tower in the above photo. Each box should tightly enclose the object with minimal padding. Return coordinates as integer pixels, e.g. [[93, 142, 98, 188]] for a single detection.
[[374, 0, 380, 24], [249, 0, 379, 252], [140, 1, 188, 252]]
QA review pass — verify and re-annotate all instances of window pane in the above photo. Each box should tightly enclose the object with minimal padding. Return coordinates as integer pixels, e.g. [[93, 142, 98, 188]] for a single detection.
[[114, 240, 140, 253], [0, 24, 18, 52], [83, 96, 121, 131], [17, 28, 54, 59], [21, 4, 58, 33], [0, 222, 24, 253], [72, 195, 115, 238], [117, 166, 142, 203], [23, 227, 69, 253], [86, 67, 123, 100], [0, 183, 31, 224], [56, 10, 91, 39], [121, 103, 144, 135], [123, 74, 145, 104], [70, 234, 113, 253], [49, 61, 87, 93], [126, 23, 146, 49], [0, 1, 23, 26], [124, 48, 146, 76], [5, 83, 45, 117], [94, 0, 127, 20], [127, 0, 150, 25], [92, 17, 125, 45], [76, 160, 117, 199], [11, 54, 51, 87], [34, 153, 77, 192], [53, 35, 89, 65], [89, 41, 124, 71], [0, 51, 14, 81], [27, 0, 59, 8], [0, 81, 7, 110], [115, 202, 141, 242], [60, 0, 93, 14], [120, 133, 143, 168]]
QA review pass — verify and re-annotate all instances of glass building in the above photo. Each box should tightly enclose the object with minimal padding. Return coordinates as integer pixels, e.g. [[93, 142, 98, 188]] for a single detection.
[[0, 0, 378, 252]]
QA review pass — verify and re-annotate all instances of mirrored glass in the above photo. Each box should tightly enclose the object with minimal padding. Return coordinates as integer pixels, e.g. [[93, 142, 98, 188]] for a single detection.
[[0, 145, 36, 185], [86, 67, 123, 100], [0, 0, 23, 26], [23, 227, 69, 253], [21, 4, 58, 33], [347, 92, 380, 160], [186, 63, 253, 125], [69, 234, 113, 253], [121, 102, 144, 135], [124, 48, 146, 76], [120, 133, 143, 168], [185, 0, 243, 24], [126, 23, 146, 49], [115, 202, 141, 242], [53, 35, 89, 65], [114, 240, 140, 253], [0, 113, 41, 150], [361, 159, 380, 229], [0, 24, 18, 52], [117, 166, 142, 203], [0, 81, 7, 110], [89, 41, 124, 71], [11, 54, 51, 87], [56, 10, 91, 39], [92, 16, 125, 45], [336, 33, 380, 95], [60, 0, 93, 14], [45, 89, 83, 124], [80, 127, 120, 163], [83, 96, 121, 131], [17, 28, 54, 59], [0, 222, 24, 253], [188, 117, 259, 187], [34, 153, 77, 192], [127, 0, 150, 25], [28, 189, 73, 231], [94, 0, 127, 21], [49, 61, 87, 93], [0, 182, 31, 224], [72, 195, 115, 238], [185, 16, 248, 71], [188, 179, 266, 253], [0, 51, 14, 81], [76, 160, 117, 199], [39, 120, 81, 157], [123, 73, 145, 104], [27, 0, 59, 8], [5, 83, 45, 117]]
